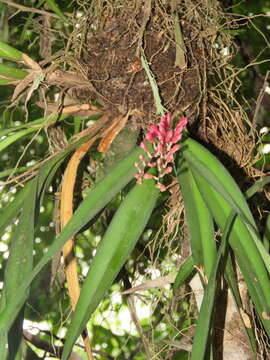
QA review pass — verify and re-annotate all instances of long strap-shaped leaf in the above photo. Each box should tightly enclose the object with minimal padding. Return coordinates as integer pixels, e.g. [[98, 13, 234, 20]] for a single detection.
[[0, 140, 76, 241], [177, 158, 216, 279], [183, 139, 257, 228], [195, 173, 270, 329], [0, 145, 79, 358], [0, 114, 68, 138], [0, 186, 27, 239], [61, 178, 159, 360], [182, 138, 270, 335], [191, 212, 234, 360], [178, 157, 257, 356], [0, 178, 37, 358], [0, 146, 144, 337], [0, 41, 23, 61], [0, 140, 88, 342], [0, 63, 27, 80], [173, 256, 195, 294]]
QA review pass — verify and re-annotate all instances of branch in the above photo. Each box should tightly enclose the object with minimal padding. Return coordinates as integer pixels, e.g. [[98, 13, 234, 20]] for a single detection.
[[1, 0, 60, 19]]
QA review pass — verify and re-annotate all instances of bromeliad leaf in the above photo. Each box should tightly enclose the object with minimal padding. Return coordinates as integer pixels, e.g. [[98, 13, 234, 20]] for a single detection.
[[0, 146, 145, 336], [61, 177, 159, 360]]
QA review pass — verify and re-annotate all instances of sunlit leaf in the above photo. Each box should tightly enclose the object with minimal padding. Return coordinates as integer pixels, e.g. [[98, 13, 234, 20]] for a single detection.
[[0, 64, 27, 80], [0, 41, 23, 61]]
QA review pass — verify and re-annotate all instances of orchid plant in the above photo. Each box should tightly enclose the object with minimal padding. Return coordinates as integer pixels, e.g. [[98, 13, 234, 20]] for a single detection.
[[135, 113, 188, 191]]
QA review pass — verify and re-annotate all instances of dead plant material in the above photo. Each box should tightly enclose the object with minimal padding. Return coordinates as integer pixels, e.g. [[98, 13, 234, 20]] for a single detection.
[[127, 295, 155, 360], [45, 69, 90, 88], [36, 101, 102, 117], [60, 135, 96, 360]]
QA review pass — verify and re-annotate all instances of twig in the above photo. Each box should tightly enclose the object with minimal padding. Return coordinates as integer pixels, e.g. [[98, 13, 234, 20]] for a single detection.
[[24, 329, 113, 359], [252, 70, 270, 126], [1, 0, 60, 19], [136, 0, 152, 56], [215, 59, 270, 89], [23, 330, 63, 357], [127, 295, 154, 359]]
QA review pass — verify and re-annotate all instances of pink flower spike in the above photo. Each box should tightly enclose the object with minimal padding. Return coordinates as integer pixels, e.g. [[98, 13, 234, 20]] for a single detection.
[[135, 114, 188, 191], [149, 124, 159, 133]]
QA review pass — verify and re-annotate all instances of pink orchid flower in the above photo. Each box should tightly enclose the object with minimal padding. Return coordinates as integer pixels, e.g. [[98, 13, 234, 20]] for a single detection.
[[135, 114, 188, 191]]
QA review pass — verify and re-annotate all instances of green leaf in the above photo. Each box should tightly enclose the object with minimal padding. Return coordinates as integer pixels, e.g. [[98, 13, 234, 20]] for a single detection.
[[173, 256, 195, 294], [0, 41, 23, 61], [0, 146, 145, 337], [0, 127, 39, 153], [191, 212, 234, 360], [0, 78, 17, 85], [45, 0, 70, 23], [183, 138, 256, 230], [0, 186, 27, 239], [0, 142, 73, 357], [182, 138, 270, 335], [0, 114, 70, 152], [0, 178, 37, 358], [194, 173, 270, 335], [0, 144, 76, 346], [263, 213, 270, 252], [61, 178, 159, 360], [0, 114, 66, 138], [0, 64, 27, 80], [177, 158, 216, 279], [245, 176, 270, 199]]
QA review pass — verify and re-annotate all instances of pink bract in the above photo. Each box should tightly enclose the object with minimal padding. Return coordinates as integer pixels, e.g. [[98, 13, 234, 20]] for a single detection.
[[135, 114, 188, 192]]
